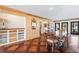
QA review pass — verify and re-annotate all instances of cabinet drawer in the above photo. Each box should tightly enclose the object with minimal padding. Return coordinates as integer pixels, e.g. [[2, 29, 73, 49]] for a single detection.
[[9, 33, 17, 37], [0, 34, 7, 38], [0, 38, 7, 44], [0, 31, 7, 33], [9, 38, 17, 42], [18, 36, 24, 39]]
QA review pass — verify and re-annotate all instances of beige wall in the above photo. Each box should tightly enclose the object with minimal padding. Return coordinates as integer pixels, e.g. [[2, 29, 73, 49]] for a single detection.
[[0, 6, 51, 40], [26, 16, 41, 40], [26, 16, 50, 40]]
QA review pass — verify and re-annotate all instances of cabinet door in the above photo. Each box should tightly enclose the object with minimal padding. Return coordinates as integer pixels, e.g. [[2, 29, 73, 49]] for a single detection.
[[18, 29, 24, 40], [0, 31, 7, 44], [9, 30, 17, 42]]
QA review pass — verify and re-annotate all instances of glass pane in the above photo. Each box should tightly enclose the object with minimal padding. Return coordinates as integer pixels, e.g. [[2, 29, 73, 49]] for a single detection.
[[62, 22, 68, 36], [73, 23, 78, 32], [55, 23, 60, 31], [71, 22, 79, 34]]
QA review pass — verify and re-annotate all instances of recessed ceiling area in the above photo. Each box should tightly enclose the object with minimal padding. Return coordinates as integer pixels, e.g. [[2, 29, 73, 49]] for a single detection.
[[6, 5, 79, 20]]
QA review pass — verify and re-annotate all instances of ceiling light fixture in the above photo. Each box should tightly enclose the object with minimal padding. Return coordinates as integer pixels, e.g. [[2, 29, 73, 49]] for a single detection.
[[49, 7, 54, 11]]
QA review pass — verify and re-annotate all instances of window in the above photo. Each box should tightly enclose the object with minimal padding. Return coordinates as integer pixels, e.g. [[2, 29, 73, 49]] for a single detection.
[[61, 22, 68, 35], [55, 23, 60, 31], [71, 21, 79, 35]]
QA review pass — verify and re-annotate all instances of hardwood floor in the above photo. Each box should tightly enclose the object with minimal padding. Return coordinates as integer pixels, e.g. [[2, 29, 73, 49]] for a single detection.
[[0, 34, 79, 53], [0, 34, 48, 53]]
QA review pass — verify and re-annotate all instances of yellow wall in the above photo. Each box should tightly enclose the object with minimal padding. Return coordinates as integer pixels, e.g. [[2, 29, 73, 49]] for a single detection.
[[26, 16, 49, 40], [0, 6, 51, 40], [26, 16, 41, 40]]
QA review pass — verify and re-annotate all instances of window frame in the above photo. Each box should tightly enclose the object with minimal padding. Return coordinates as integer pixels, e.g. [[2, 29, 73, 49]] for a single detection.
[[55, 23, 60, 31], [71, 21, 79, 35], [61, 22, 68, 35]]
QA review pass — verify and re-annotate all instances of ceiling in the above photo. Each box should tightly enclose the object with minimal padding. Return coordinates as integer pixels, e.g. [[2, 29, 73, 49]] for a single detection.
[[6, 5, 79, 20]]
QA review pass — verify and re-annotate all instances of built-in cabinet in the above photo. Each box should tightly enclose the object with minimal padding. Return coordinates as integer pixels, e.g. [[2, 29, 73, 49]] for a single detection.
[[0, 28, 25, 46]]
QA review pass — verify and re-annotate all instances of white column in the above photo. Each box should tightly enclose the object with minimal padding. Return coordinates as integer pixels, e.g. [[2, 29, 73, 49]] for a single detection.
[[53, 22, 55, 32], [24, 29, 26, 39], [68, 21, 71, 36], [60, 22, 62, 37]]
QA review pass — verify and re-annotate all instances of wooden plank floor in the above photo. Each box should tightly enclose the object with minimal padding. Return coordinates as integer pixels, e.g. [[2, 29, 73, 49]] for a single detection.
[[0, 34, 79, 53], [0, 34, 48, 53]]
